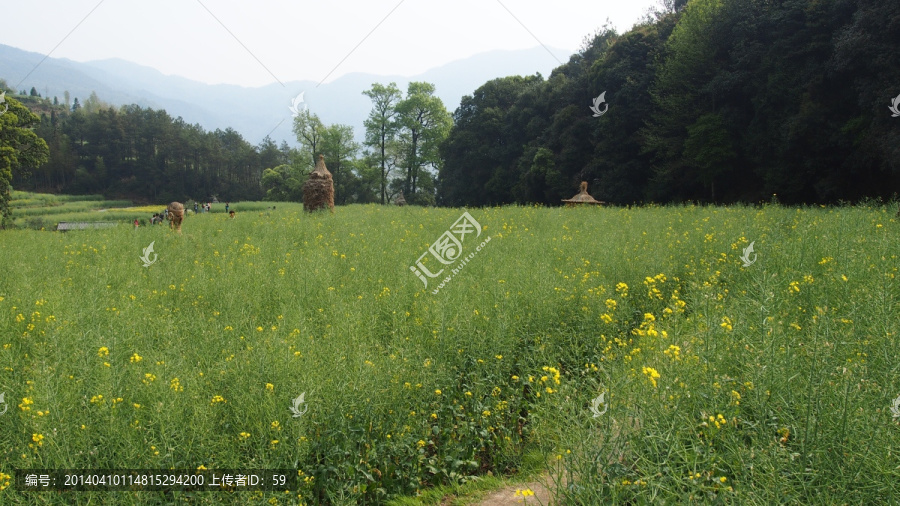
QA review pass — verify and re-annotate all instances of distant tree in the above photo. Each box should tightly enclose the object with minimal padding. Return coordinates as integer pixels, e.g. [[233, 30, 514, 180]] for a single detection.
[[395, 82, 452, 204], [439, 74, 543, 206], [29, 87, 39, 97], [0, 95, 50, 226], [682, 113, 735, 201], [257, 136, 285, 172], [362, 82, 402, 204], [82, 91, 110, 114], [71, 98, 80, 112], [516, 147, 567, 204], [64, 91, 70, 109], [662, 0, 689, 14], [347, 154, 382, 203], [319, 123, 360, 205], [53, 96, 59, 106], [261, 164, 304, 202], [641, 0, 729, 201], [292, 109, 324, 169]]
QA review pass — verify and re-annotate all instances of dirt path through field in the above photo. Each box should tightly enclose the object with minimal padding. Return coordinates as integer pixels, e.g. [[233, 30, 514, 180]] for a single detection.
[[471, 478, 553, 505], [439, 472, 560, 506]]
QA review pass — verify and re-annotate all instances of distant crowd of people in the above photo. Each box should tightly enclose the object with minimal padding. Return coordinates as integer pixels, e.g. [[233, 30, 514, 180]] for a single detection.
[[193, 202, 215, 213], [135, 202, 235, 227]]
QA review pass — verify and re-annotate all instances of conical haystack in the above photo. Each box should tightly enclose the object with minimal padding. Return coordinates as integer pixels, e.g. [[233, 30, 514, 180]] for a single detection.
[[562, 181, 605, 207], [303, 155, 335, 212]]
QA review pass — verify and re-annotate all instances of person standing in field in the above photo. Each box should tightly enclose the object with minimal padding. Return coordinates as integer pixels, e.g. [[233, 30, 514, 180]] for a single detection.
[[134, 219, 139, 228], [225, 202, 229, 214], [194, 202, 199, 213]]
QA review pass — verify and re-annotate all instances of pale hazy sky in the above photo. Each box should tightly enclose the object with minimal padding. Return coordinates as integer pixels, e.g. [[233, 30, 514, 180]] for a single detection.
[[3, 0, 662, 88]]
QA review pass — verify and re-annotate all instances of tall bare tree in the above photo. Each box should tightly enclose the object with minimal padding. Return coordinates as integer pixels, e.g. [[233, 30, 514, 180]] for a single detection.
[[363, 83, 401, 204]]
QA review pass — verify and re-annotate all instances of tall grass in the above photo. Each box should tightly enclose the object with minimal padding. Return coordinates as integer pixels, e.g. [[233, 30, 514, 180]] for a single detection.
[[7, 192, 276, 230], [0, 202, 896, 505], [12, 201, 134, 216]]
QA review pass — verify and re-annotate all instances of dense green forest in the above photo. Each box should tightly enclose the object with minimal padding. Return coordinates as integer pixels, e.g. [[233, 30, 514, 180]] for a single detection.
[[2, 0, 899, 217], [1, 81, 451, 209], [440, 0, 900, 206], [3, 88, 287, 204]]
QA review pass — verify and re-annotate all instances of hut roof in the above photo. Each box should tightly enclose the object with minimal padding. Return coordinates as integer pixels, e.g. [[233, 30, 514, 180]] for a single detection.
[[562, 181, 605, 205]]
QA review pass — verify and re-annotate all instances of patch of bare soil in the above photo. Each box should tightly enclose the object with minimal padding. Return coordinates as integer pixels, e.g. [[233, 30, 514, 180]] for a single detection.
[[471, 477, 554, 506], [436, 472, 561, 506]]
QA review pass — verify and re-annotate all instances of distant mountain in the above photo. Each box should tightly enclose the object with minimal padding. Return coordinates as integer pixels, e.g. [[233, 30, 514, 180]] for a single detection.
[[0, 44, 572, 146]]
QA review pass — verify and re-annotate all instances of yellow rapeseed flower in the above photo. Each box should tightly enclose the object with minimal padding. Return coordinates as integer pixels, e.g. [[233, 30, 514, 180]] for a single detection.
[[19, 397, 33, 411], [642, 367, 660, 388]]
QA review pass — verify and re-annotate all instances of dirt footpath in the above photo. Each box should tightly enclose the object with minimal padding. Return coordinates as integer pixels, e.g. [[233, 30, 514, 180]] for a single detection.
[[473, 480, 553, 505], [438, 473, 559, 506]]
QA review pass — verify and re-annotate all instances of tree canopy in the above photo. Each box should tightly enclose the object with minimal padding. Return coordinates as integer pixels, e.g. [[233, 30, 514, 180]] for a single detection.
[[1, 87, 49, 226], [438, 0, 900, 206]]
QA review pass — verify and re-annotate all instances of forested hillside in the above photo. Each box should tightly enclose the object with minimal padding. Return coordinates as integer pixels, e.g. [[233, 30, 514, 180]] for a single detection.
[[2, 89, 286, 204], [439, 0, 900, 205]]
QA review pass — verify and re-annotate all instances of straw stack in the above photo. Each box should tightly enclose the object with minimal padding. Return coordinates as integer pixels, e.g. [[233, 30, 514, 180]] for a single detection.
[[303, 155, 335, 213], [167, 201, 184, 232]]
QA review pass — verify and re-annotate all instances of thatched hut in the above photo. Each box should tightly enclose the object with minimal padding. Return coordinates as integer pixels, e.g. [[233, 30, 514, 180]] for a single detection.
[[303, 155, 335, 213], [562, 181, 605, 207]]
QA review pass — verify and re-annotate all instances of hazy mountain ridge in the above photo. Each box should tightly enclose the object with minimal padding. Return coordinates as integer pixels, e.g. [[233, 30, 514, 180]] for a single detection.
[[0, 44, 572, 145]]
